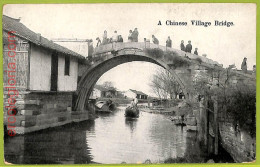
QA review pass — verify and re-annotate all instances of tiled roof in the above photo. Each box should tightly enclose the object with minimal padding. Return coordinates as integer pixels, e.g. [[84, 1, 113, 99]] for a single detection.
[[129, 89, 147, 96], [2, 15, 85, 59]]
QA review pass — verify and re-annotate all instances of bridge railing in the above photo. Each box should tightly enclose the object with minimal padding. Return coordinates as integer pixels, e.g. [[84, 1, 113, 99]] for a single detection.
[[93, 42, 221, 67]]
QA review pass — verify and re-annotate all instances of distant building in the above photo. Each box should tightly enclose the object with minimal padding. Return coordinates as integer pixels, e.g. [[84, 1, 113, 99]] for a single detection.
[[124, 89, 148, 99], [90, 85, 118, 98]]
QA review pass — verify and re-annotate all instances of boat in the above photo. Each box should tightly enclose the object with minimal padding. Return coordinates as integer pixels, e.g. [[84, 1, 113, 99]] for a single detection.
[[169, 116, 186, 126], [125, 106, 139, 118], [95, 101, 112, 113], [105, 99, 117, 111]]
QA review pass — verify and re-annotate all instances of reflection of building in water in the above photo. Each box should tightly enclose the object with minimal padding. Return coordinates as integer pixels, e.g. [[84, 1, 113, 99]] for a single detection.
[[4, 121, 95, 164]]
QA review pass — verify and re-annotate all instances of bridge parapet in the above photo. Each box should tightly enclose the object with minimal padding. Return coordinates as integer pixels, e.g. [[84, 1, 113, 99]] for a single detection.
[[93, 42, 221, 67]]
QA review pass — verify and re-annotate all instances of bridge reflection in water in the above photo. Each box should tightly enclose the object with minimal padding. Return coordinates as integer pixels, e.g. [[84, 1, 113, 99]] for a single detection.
[[4, 107, 232, 164]]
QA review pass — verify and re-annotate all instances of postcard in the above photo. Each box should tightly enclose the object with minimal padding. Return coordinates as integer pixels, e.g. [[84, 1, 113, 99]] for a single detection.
[[2, 3, 256, 164]]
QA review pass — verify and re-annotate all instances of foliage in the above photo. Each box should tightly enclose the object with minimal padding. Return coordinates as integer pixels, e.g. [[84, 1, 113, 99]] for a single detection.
[[164, 50, 179, 61], [195, 57, 202, 64], [224, 87, 256, 137], [145, 48, 191, 69], [192, 70, 211, 95], [102, 81, 116, 90], [167, 56, 191, 69], [193, 65, 256, 137], [92, 55, 105, 62], [144, 48, 164, 59]]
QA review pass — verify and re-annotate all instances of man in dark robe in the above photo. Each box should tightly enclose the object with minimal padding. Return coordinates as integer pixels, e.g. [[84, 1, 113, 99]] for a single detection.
[[180, 40, 185, 51], [166, 36, 172, 47], [132, 28, 139, 42], [194, 48, 198, 55], [186, 40, 192, 53], [241, 57, 247, 73], [152, 35, 159, 44]]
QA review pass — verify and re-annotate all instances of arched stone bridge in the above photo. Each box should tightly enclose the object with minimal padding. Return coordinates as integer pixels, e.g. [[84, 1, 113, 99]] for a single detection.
[[75, 42, 256, 111]]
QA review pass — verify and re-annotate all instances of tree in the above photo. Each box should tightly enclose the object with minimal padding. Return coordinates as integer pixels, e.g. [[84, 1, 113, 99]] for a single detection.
[[192, 65, 256, 136], [150, 69, 182, 99], [102, 81, 115, 89]]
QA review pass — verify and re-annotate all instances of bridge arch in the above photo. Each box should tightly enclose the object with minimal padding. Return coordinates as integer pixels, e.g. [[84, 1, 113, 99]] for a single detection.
[[75, 43, 197, 111]]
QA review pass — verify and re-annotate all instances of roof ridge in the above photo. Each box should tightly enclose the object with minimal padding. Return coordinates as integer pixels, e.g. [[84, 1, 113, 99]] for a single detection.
[[3, 15, 85, 60], [3, 15, 20, 22]]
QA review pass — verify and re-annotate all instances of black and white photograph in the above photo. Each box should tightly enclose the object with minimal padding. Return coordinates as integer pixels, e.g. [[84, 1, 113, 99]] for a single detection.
[[3, 3, 256, 164]]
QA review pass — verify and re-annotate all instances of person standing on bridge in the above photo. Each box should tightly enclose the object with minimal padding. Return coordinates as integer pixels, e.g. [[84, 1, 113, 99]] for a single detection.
[[88, 39, 94, 62], [194, 48, 198, 55], [166, 36, 172, 48], [253, 65, 256, 73], [96, 37, 101, 47], [241, 57, 247, 73], [128, 30, 133, 42], [185, 40, 192, 53], [112, 31, 118, 42], [102, 30, 108, 44], [118, 35, 123, 42], [180, 40, 185, 51], [132, 28, 139, 42], [152, 35, 159, 44]]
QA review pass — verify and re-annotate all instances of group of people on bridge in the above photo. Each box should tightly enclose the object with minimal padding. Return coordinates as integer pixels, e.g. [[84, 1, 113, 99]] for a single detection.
[[92, 29, 200, 55], [152, 35, 199, 55], [88, 30, 255, 74], [95, 28, 139, 47]]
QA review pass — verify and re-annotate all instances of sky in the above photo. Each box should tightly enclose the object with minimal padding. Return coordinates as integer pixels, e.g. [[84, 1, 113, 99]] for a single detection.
[[3, 3, 256, 96]]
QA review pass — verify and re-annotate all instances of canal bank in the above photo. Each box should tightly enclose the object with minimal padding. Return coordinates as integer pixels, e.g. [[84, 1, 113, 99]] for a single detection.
[[4, 107, 234, 164], [139, 104, 240, 163]]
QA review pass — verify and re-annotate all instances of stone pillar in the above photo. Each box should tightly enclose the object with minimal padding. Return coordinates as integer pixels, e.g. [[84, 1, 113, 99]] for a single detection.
[[213, 98, 219, 155]]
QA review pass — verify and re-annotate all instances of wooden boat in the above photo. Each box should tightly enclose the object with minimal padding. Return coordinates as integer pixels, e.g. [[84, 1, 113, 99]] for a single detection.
[[169, 116, 186, 126], [125, 106, 139, 118], [95, 101, 112, 113], [105, 99, 117, 111]]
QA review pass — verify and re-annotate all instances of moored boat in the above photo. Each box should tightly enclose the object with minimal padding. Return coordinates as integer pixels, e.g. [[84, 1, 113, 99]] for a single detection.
[[169, 116, 186, 126], [125, 106, 139, 118], [95, 101, 112, 113]]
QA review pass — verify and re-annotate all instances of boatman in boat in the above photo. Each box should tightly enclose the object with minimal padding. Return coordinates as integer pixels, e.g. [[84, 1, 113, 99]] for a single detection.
[[134, 96, 140, 116], [134, 96, 138, 107], [130, 99, 135, 108]]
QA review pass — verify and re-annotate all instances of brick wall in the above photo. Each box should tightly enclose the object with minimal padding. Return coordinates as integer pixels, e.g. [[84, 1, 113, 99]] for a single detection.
[[4, 91, 89, 134]]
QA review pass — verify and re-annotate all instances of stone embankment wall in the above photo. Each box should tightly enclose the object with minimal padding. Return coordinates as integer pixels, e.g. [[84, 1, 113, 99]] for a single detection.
[[4, 91, 89, 134], [196, 100, 255, 162], [218, 113, 256, 162]]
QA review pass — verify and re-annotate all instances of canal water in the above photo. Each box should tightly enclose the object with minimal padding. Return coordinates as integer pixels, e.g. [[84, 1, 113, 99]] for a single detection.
[[4, 106, 232, 164]]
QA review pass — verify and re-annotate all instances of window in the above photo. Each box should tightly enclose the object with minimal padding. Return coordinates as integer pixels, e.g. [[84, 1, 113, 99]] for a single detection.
[[64, 56, 70, 76]]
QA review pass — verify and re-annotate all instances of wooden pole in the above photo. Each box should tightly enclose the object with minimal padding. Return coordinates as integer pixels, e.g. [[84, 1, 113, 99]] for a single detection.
[[204, 95, 208, 147], [214, 98, 219, 155]]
